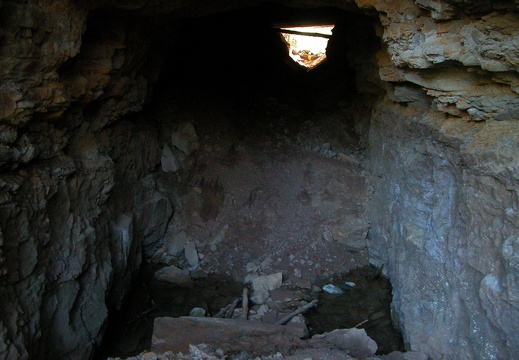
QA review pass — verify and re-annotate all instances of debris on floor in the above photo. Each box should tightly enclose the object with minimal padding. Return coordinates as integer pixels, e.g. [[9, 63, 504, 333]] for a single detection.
[[98, 80, 408, 360], [109, 325, 428, 360]]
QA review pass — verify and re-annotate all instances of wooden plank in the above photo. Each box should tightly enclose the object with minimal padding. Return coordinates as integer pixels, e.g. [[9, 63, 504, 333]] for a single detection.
[[274, 28, 332, 38], [152, 317, 308, 353]]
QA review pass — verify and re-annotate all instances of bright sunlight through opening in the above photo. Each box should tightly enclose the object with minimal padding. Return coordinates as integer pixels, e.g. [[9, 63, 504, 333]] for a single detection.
[[280, 25, 334, 70]]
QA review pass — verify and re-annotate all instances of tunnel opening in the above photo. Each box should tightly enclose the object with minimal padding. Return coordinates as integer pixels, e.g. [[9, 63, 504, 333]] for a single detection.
[[88, 3, 403, 359], [151, 4, 363, 109], [278, 25, 334, 70]]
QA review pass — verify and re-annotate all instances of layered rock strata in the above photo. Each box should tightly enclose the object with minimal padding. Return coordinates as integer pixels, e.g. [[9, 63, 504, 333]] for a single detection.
[[364, 1, 519, 359]]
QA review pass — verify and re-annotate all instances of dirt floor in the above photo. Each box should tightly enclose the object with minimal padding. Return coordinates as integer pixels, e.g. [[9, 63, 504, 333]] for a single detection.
[[152, 87, 371, 287]]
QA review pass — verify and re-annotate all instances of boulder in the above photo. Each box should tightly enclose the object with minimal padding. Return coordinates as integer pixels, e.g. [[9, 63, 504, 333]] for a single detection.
[[154, 265, 193, 288], [250, 288, 270, 305], [171, 122, 199, 155], [165, 229, 189, 256], [184, 242, 199, 268], [189, 307, 206, 317], [160, 144, 178, 173], [151, 317, 307, 354], [251, 273, 283, 292], [310, 328, 378, 358]]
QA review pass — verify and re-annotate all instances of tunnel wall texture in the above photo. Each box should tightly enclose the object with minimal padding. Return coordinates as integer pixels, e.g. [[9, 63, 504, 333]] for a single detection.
[[0, 0, 518, 359], [0, 2, 174, 358], [364, 1, 519, 359]]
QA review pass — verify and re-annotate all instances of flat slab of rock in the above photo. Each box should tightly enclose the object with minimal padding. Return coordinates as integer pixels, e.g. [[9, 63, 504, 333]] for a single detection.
[[151, 317, 308, 354], [285, 348, 356, 359]]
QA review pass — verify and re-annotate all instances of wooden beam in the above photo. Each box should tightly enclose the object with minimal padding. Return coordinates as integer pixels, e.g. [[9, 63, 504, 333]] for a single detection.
[[274, 28, 331, 39], [275, 299, 318, 325]]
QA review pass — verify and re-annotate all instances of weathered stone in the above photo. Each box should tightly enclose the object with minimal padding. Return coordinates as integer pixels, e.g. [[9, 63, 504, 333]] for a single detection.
[[0, 1, 518, 359], [111, 214, 133, 270], [161, 144, 178, 173], [389, 84, 431, 109], [171, 133, 190, 155], [165, 229, 189, 256], [171, 122, 199, 155], [250, 288, 270, 305], [110, 214, 135, 308], [310, 328, 377, 358], [323, 284, 344, 294], [248, 273, 283, 304], [251, 273, 283, 292], [151, 317, 307, 354], [255, 304, 270, 318], [324, 224, 368, 252], [335, 152, 361, 166], [369, 98, 519, 359], [415, 0, 455, 20], [189, 307, 206, 317], [154, 265, 193, 288], [140, 189, 173, 258], [0, 125, 17, 144], [184, 242, 199, 268], [189, 268, 207, 280]]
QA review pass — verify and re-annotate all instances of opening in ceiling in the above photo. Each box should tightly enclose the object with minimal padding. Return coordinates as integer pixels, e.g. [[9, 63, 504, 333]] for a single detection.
[[278, 25, 334, 70]]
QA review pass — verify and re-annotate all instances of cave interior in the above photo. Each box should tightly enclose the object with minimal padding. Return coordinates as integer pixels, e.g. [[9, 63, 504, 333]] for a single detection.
[[1, 0, 518, 359], [74, 3, 387, 358]]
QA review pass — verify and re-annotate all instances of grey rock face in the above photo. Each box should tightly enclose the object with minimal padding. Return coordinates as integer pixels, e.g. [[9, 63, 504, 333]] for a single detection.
[[368, 98, 519, 360], [171, 122, 199, 155]]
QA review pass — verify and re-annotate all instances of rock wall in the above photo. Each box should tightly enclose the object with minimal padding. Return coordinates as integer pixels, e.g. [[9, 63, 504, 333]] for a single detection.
[[369, 99, 519, 359], [0, 2, 172, 358], [365, 0, 519, 359]]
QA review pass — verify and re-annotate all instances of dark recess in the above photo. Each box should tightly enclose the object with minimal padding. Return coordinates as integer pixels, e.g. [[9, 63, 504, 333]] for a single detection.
[[153, 4, 364, 110]]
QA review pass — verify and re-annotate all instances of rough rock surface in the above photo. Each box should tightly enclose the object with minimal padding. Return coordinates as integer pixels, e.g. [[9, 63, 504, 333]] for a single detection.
[[0, 0, 518, 359], [151, 317, 308, 354], [369, 97, 519, 359], [0, 3, 172, 358]]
